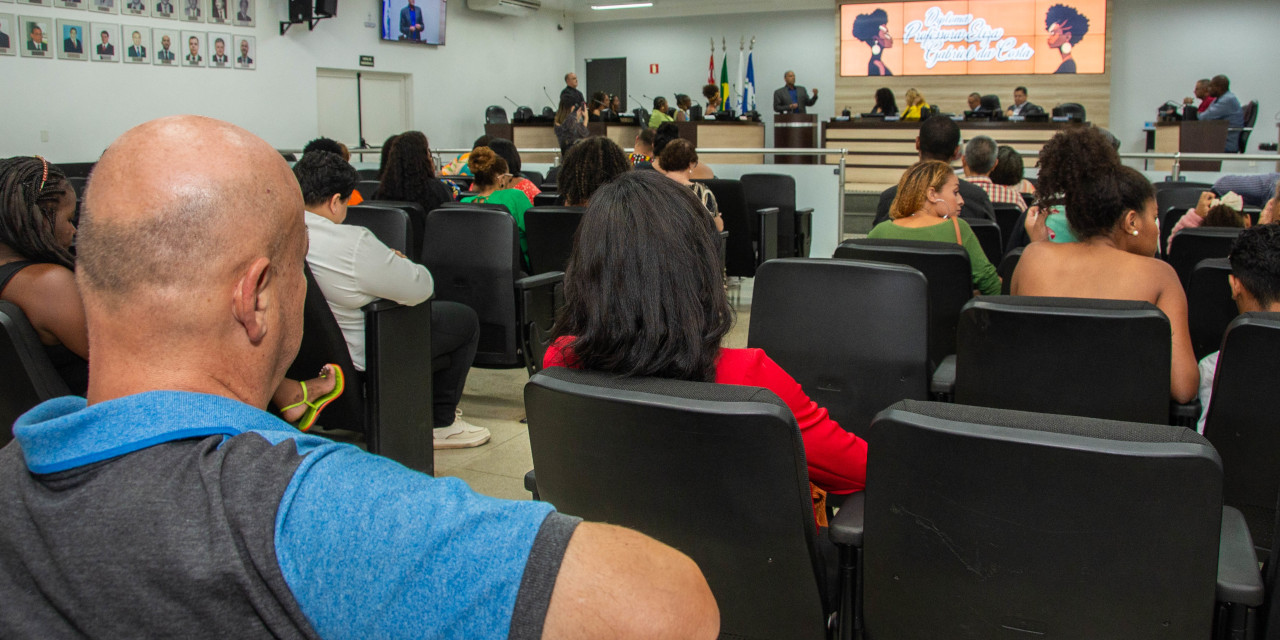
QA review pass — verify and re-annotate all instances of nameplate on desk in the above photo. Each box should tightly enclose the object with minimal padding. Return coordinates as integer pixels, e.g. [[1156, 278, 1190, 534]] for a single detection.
[[884, 116, 900, 122], [1052, 116, 1071, 122], [1008, 115, 1025, 122]]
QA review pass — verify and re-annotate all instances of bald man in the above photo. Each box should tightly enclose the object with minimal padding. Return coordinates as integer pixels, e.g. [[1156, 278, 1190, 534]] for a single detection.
[[0, 116, 719, 639]]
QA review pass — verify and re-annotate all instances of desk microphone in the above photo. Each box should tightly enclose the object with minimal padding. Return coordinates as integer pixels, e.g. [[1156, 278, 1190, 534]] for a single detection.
[[628, 94, 643, 107], [503, 95, 521, 109], [542, 86, 556, 109]]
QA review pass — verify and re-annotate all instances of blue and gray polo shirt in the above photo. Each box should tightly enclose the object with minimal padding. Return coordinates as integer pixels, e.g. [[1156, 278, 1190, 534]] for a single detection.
[[0, 391, 579, 639]]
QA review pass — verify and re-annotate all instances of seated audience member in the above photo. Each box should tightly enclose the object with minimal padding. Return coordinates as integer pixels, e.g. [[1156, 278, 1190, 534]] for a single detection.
[[1006, 86, 1041, 117], [868, 160, 1001, 296], [375, 131, 455, 213], [587, 91, 609, 122], [652, 123, 713, 180], [963, 135, 1026, 212], [649, 96, 675, 128], [656, 139, 723, 232], [1167, 191, 1249, 253], [630, 129, 656, 169], [1213, 172, 1279, 208], [462, 147, 533, 263], [1199, 75, 1245, 152], [295, 151, 490, 448], [439, 134, 490, 177], [0, 155, 338, 428], [870, 87, 898, 116], [303, 136, 363, 205], [1196, 223, 1280, 432], [376, 133, 399, 180], [559, 136, 630, 207], [544, 170, 867, 507], [1014, 126, 1198, 403], [554, 97, 589, 155], [874, 117, 995, 225], [990, 144, 1036, 195], [0, 116, 719, 639], [900, 88, 930, 121], [487, 137, 541, 203]]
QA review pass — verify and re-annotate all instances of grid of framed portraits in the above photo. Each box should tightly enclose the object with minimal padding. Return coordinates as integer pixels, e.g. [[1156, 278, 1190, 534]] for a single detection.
[[5, 0, 252, 24]]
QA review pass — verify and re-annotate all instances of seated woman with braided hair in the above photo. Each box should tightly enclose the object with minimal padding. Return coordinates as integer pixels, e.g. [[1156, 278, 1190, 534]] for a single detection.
[[0, 156, 342, 429], [1013, 126, 1198, 403], [558, 136, 630, 207]]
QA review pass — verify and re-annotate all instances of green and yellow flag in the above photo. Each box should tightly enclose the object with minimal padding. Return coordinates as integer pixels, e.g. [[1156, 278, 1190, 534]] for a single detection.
[[719, 53, 730, 114]]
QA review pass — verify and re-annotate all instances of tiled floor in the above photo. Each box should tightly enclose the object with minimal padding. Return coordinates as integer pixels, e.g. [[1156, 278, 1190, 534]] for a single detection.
[[435, 279, 755, 500]]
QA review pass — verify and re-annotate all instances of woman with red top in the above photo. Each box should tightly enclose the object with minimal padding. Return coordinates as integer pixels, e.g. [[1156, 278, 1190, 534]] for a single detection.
[[542, 170, 867, 498]]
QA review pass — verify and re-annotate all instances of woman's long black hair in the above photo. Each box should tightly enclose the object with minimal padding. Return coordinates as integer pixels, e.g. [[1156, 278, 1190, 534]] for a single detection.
[[0, 156, 75, 269]]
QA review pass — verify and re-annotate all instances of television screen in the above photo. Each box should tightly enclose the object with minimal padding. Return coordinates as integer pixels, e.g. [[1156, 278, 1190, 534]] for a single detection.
[[840, 0, 1106, 76], [381, 0, 446, 45]]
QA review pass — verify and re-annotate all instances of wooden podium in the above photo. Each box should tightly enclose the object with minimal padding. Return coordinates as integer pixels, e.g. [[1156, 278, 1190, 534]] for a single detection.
[[1153, 121, 1229, 172], [773, 114, 818, 165]]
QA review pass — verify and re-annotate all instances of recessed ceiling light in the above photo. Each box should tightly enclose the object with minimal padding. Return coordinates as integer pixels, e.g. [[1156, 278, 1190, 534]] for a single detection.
[[590, 2, 653, 10]]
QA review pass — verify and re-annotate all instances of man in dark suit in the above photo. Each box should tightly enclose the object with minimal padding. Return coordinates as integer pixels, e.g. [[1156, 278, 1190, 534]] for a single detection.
[[155, 0, 173, 15], [560, 72, 584, 107], [183, 0, 200, 20], [235, 0, 251, 22], [96, 30, 114, 56], [772, 71, 818, 114], [211, 37, 227, 65], [1006, 86, 1043, 117], [127, 30, 146, 57], [873, 117, 996, 225], [126, 0, 146, 12], [157, 34, 175, 61], [0, 27, 10, 49], [184, 34, 201, 64], [27, 25, 47, 51], [399, 0, 423, 40], [235, 38, 251, 65], [63, 27, 82, 54]]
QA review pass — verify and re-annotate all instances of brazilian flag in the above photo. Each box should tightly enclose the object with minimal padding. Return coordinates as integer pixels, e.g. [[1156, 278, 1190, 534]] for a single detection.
[[719, 54, 730, 114]]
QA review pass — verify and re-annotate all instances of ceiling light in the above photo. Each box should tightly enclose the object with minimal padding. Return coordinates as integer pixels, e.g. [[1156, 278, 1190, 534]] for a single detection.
[[590, 2, 653, 10]]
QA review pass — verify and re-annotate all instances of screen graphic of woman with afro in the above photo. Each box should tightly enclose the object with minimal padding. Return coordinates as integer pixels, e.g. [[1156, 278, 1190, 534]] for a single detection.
[[853, 8, 894, 77], [1045, 3, 1089, 74]]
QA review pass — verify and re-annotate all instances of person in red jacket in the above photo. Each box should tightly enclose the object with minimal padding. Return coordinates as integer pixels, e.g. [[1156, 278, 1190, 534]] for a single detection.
[[542, 170, 867, 500]]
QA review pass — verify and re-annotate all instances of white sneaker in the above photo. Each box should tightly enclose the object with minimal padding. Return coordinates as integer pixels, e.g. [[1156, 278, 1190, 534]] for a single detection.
[[434, 413, 491, 449]]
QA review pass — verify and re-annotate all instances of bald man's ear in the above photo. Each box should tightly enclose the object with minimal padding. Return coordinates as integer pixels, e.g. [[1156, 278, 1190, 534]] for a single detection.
[[232, 257, 273, 345]]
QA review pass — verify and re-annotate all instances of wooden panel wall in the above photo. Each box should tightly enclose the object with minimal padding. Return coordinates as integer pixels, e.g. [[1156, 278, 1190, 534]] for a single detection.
[[833, 1, 1113, 128]]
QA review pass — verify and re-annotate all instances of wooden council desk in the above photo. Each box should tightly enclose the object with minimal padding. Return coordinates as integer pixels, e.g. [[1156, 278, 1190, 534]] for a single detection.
[[486, 120, 766, 164], [823, 120, 1081, 192], [1152, 121, 1229, 173], [484, 122, 643, 163]]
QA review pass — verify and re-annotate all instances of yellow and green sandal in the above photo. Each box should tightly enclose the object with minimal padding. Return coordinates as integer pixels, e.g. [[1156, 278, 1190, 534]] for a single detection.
[[282, 364, 345, 432]]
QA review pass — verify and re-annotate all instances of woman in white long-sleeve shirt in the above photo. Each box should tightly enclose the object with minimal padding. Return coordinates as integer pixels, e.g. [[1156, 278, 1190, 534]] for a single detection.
[[294, 151, 491, 449]]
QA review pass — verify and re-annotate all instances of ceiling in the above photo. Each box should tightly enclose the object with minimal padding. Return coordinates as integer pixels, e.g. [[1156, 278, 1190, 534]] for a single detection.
[[552, 0, 837, 23]]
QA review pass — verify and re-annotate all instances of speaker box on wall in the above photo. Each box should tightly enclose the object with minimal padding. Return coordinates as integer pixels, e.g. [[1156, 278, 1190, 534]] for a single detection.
[[288, 0, 311, 22], [314, 0, 336, 18]]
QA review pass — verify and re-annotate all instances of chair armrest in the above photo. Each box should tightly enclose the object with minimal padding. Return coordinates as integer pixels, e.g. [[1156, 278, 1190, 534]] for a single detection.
[[524, 469, 539, 499], [796, 207, 815, 216], [515, 273, 565, 375], [829, 492, 865, 548], [1170, 399, 1201, 428], [1217, 506, 1265, 606], [515, 271, 564, 291], [756, 207, 779, 266], [930, 354, 957, 399], [362, 297, 435, 475], [794, 209, 813, 258]]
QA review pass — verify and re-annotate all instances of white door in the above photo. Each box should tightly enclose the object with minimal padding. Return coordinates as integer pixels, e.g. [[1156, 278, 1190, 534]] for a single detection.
[[315, 68, 411, 151]]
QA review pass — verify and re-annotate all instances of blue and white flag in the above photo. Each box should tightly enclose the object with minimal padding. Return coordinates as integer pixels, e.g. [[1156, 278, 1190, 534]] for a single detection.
[[741, 51, 756, 113]]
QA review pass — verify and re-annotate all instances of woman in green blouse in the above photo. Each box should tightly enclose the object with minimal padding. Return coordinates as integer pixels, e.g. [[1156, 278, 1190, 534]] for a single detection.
[[867, 160, 1001, 295], [462, 146, 533, 263]]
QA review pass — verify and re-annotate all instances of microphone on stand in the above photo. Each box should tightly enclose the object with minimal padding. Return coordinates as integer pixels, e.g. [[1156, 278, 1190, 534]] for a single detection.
[[504, 96, 521, 109], [542, 86, 557, 110]]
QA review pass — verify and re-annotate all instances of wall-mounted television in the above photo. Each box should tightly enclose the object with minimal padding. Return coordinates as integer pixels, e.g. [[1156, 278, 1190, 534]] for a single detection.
[[381, 0, 447, 45], [840, 0, 1106, 76]]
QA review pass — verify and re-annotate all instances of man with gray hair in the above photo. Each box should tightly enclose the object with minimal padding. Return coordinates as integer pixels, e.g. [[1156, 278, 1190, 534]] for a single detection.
[[963, 134, 1026, 212]]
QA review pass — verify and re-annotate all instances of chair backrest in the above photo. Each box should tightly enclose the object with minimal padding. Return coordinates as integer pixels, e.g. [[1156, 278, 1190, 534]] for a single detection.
[[513, 106, 534, 122], [1052, 102, 1086, 121], [955, 296, 1172, 423], [997, 246, 1023, 295], [343, 205, 410, 255], [863, 400, 1223, 639], [991, 203, 1023, 251], [543, 165, 560, 188], [1159, 205, 1189, 258], [421, 207, 523, 368], [441, 174, 474, 192], [0, 302, 71, 445], [1239, 100, 1259, 151], [356, 179, 382, 197], [356, 168, 380, 180], [633, 107, 650, 128], [525, 366, 829, 639], [697, 178, 764, 278], [689, 104, 703, 121], [364, 199, 427, 261], [1157, 188, 1205, 252], [520, 170, 543, 188], [1203, 312, 1280, 554], [286, 265, 364, 431], [439, 200, 510, 214], [1187, 257, 1236, 360], [834, 238, 972, 368], [966, 218, 1003, 266], [1155, 180, 1213, 192], [748, 258, 930, 436], [56, 162, 95, 179], [485, 105, 508, 125], [1168, 227, 1244, 290], [740, 174, 798, 258], [524, 206, 585, 275], [532, 192, 561, 207]]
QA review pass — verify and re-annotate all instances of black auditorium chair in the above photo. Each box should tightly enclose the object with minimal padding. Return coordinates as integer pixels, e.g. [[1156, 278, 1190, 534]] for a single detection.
[[356, 168, 380, 180], [484, 105, 508, 125], [532, 192, 561, 207], [1051, 102, 1086, 122], [421, 207, 562, 375], [1201, 313, 1280, 557], [0, 302, 71, 446], [521, 170, 543, 188], [697, 178, 779, 278], [67, 176, 88, 197], [287, 266, 434, 474], [830, 400, 1260, 640], [747, 258, 930, 438], [1019, 192, 1035, 209], [997, 246, 1023, 295], [512, 106, 534, 123], [1236, 100, 1259, 153], [991, 203, 1023, 251], [524, 206, 585, 276], [440, 174, 474, 192], [1168, 227, 1245, 290], [954, 296, 1172, 424], [688, 105, 703, 121], [356, 179, 382, 197], [1155, 180, 1214, 192], [438, 200, 509, 214], [542, 166, 559, 191], [633, 108, 650, 128], [1188, 258, 1237, 360], [56, 162, 95, 179], [1157, 187, 1207, 253], [966, 217, 1003, 266], [834, 239, 971, 371], [740, 173, 814, 258], [343, 204, 410, 255], [524, 366, 842, 640], [363, 200, 427, 261]]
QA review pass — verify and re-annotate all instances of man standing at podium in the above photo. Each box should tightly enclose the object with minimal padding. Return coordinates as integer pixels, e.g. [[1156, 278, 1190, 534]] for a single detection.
[[773, 71, 818, 114]]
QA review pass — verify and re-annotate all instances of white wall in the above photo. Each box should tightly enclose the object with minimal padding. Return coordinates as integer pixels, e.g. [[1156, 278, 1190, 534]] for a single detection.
[[1109, 0, 1280, 155], [0, 0, 575, 160], [574, 10, 836, 135]]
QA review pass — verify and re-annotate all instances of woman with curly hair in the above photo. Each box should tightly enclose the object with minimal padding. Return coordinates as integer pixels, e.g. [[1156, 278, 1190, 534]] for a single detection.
[[1045, 3, 1090, 74], [375, 131, 456, 213], [1013, 126, 1197, 403], [559, 136, 630, 207], [462, 146, 533, 263], [853, 7, 893, 77], [656, 139, 723, 232]]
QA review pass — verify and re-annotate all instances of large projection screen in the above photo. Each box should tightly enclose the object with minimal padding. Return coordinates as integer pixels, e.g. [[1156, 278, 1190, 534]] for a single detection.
[[840, 0, 1106, 77]]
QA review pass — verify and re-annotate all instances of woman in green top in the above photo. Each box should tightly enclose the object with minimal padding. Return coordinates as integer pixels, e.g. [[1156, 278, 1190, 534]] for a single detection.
[[462, 146, 533, 264], [648, 96, 674, 128], [867, 160, 1001, 295]]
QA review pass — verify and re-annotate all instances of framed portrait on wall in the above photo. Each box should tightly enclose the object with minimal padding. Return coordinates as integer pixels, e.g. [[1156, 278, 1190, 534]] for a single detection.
[[232, 0, 251, 26], [54, 0, 85, 10], [152, 0, 173, 18], [0, 14, 15, 55], [15, 0, 47, 7], [121, 0, 147, 17], [152, 26, 177, 64], [232, 33, 252, 69], [90, 21, 117, 60], [123, 24, 149, 62], [206, 0, 226, 23], [90, 0, 116, 14], [179, 0, 200, 21], [56, 18, 89, 59], [207, 30, 229, 67], [180, 28, 202, 66], [18, 16, 50, 57]]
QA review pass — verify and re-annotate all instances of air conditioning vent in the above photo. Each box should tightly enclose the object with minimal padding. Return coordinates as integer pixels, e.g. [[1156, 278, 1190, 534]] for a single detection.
[[467, 0, 540, 17]]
